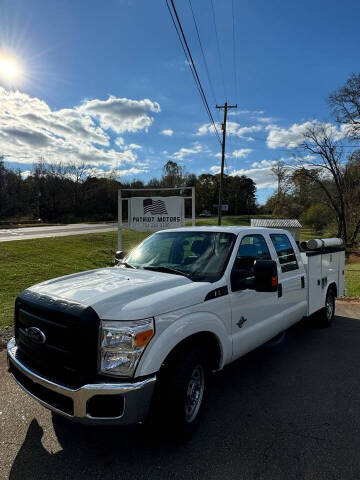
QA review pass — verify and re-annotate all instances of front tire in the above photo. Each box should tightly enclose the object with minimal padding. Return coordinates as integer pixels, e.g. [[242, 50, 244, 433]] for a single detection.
[[149, 347, 210, 441]]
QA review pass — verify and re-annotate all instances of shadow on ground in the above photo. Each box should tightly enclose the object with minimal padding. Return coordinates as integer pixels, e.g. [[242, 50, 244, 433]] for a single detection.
[[9, 316, 360, 480]]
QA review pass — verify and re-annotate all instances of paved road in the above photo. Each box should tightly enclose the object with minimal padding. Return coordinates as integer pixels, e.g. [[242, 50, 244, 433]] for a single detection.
[[1, 303, 360, 480], [0, 223, 117, 242]]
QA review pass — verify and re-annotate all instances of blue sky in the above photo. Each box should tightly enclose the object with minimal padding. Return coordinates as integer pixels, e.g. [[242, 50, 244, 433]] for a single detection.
[[0, 0, 359, 203]]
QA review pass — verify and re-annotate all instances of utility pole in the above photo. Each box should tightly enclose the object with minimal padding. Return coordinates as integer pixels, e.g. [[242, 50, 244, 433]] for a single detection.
[[216, 102, 237, 225]]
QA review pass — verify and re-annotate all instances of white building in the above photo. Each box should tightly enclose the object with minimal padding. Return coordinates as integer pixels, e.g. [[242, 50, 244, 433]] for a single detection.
[[251, 218, 302, 242]]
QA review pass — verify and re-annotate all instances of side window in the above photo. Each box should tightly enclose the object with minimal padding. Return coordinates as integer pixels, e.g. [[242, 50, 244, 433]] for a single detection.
[[232, 234, 271, 281], [270, 234, 298, 272]]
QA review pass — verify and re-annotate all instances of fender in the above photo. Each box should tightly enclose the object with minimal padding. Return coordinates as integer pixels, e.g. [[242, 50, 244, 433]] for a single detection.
[[135, 309, 232, 377]]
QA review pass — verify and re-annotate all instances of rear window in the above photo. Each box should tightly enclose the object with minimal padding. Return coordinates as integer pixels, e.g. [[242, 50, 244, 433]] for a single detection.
[[270, 234, 298, 272]]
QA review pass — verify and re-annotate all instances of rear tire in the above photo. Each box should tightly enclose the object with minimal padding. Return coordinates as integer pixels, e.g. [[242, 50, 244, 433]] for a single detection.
[[317, 287, 336, 327], [148, 347, 210, 441]]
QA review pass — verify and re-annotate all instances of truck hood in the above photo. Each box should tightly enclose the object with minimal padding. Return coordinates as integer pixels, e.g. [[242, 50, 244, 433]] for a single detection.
[[26, 267, 211, 320]]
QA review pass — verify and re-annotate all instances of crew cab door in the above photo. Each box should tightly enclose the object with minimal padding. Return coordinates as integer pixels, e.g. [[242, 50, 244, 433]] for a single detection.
[[228, 233, 284, 359], [268, 232, 307, 323]]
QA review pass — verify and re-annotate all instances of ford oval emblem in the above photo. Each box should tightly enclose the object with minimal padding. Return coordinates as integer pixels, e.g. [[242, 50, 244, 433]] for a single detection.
[[25, 326, 46, 344]]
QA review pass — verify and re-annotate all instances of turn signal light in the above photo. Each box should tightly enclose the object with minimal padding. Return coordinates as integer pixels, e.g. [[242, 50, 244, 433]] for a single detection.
[[136, 329, 154, 348], [271, 276, 278, 287]]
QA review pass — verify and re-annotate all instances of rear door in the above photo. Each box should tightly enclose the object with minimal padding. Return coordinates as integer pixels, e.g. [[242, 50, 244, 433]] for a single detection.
[[268, 232, 307, 322]]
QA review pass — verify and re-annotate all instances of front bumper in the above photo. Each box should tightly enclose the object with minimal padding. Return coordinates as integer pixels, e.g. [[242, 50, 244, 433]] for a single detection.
[[7, 338, 156, 425]]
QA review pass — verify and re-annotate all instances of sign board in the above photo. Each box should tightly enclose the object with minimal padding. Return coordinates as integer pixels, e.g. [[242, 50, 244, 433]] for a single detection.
[[213, 204, 229, 212], [129, 196, 184, 232]]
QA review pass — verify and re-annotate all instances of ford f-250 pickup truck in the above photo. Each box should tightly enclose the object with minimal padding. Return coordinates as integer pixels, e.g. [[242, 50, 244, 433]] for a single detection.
[[7, 226, 346, 438]]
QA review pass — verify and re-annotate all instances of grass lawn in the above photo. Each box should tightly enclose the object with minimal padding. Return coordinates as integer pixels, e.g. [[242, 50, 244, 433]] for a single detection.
[[0, 230, 150, 331], [0, 218, 359, 331], [346, 263, 360, 298]]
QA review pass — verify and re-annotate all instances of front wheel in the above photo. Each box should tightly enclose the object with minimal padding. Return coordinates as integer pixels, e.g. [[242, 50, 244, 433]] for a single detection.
[[149, 347, 210, 441]]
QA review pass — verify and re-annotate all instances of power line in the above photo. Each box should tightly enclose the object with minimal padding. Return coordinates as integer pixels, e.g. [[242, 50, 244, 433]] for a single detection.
[[210, 0, 227, 99], [166, 0, 222, 146], [188, 0, 218, 108], [231, 0, 238, 101]]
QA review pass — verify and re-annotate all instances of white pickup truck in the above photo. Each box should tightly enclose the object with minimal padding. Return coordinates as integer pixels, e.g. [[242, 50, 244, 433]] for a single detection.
[[7, 226, 345, 438]]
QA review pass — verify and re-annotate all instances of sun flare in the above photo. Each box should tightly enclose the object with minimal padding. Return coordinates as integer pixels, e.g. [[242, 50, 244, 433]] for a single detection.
[[0, 56, 20, 82]]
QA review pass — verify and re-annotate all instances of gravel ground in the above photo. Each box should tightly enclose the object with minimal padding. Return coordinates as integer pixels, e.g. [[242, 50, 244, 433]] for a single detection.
[[0, 327, 14, 351]]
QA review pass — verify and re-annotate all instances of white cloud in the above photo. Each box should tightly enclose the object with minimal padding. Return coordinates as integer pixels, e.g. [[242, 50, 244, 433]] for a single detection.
[[257, 116, 275, 124], [115, 136, 125, 147], [115, 137, 142, 151], [160, 129, 173, 136], [208, 160, 277, 188], [232, 148, 253, 158], [85, 166, 148, 178], [116, 167, 146, 175], [228, 109, 265, 116], [171, 142, 204, 160], [20, 170, 32, 179], [79, 96, 160, 134], [251, 159, 277, 168], [0, 87, 159, 167], [229, 165, 277, 188], [209, 165, 221, 174], [197, 122, 262, 140], [266, 121, 350, 149]]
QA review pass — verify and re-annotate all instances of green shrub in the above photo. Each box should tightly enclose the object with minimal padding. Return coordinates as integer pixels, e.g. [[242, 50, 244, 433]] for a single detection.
[[300, 203, 333, 233]]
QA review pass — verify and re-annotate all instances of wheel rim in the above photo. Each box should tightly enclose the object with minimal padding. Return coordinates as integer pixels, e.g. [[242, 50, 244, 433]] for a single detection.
[[326, 294, 334, 320], [185, 364, 205, 423]]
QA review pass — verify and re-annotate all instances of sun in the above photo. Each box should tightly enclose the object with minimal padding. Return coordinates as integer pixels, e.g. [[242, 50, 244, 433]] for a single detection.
[[0, 56, 20, 82]]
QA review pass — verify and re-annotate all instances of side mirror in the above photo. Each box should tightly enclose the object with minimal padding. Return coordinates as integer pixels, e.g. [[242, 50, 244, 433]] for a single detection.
[[115, 250, 125, 265], [230, 271, 248, 291], [254, 260, 278, 292]]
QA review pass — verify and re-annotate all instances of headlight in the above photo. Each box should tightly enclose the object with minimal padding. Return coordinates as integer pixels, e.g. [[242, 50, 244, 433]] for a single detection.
[[99, 318, 154, 377]]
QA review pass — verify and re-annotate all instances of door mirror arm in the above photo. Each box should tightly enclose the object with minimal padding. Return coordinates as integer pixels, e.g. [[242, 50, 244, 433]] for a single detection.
[[230, 272, 256, 292]]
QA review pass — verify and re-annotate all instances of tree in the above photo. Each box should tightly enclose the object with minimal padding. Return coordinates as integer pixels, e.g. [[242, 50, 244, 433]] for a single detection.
[[0, 158, 259, 223], [328, 73, 360, 139], [161, 160, 185, 187], [66, 161, 89, 214], [298, 122, 360, 246], [271, 160, 289, 197], [344, 150, 360, 244], [300, 203, 334, 233]]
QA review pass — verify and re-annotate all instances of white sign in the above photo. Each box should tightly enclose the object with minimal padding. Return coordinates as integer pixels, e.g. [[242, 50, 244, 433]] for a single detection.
[[129, 196, 184, 232]]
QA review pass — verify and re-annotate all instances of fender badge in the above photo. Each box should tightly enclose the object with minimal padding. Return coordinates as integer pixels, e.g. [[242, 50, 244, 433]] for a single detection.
[[236, 316, 247, 328]]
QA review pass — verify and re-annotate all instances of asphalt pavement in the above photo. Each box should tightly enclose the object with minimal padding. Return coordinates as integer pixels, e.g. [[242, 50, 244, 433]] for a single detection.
[[0, 223, 117, 242], [1, 302, 360, 480]]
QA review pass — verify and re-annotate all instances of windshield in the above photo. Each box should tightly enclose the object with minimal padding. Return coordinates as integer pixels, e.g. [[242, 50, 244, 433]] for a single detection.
[[123, 231, 236, 282]]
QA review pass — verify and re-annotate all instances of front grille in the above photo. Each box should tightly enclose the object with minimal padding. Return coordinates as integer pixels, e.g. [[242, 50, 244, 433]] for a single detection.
[[10, 361, 74, 415], [14, 291, 100, 388]]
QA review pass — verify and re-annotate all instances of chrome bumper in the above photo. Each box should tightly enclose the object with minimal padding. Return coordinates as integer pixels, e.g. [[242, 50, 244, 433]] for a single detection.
[[7, 338, 156, 425]]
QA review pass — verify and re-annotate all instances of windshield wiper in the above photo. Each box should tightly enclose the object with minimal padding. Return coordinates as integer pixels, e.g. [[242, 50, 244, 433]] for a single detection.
[[142, 265, 191, 279], [118, 261, 136, 269]]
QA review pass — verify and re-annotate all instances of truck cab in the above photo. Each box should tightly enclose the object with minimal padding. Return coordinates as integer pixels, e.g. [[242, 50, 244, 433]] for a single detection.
[[7, 226, 345, 438]]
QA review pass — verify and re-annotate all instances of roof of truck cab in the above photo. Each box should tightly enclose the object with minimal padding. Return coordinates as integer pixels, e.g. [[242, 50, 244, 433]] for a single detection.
[[155, 226, 290, 235]]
